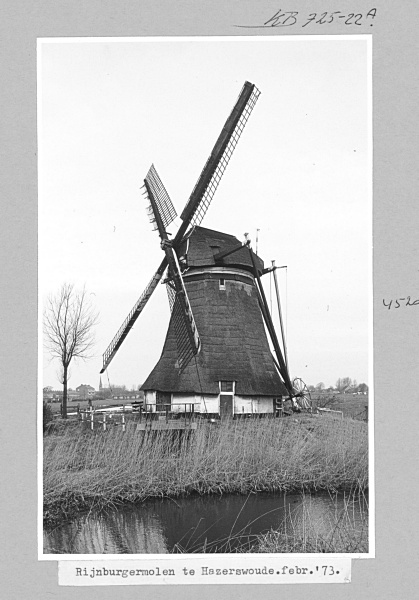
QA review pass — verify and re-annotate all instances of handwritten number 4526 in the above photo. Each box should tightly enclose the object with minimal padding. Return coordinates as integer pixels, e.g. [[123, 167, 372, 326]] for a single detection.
[[303, 12, 363, 27], [383, 297, 419, 309]]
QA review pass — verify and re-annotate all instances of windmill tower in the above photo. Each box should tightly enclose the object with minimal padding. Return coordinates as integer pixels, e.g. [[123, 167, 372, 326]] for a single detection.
[[101, 82, 310, 418]]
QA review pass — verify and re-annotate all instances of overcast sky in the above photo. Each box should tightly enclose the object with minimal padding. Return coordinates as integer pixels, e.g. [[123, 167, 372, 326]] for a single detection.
[[39, 36, 370, 391]]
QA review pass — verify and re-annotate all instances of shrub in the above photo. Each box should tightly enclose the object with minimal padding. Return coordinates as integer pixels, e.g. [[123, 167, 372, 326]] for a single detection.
[[43, 402, 54, 433]]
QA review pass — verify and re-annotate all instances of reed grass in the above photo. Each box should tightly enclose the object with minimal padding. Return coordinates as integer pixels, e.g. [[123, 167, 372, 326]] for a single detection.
[[253, 490, 369, 553], [44, 416, 368, 525], [172, 490, 368, 554]]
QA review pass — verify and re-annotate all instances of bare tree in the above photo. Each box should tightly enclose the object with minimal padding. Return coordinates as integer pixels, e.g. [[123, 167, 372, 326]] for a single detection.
[[336, 377, 352, 393], [44, 283, 99, 418]]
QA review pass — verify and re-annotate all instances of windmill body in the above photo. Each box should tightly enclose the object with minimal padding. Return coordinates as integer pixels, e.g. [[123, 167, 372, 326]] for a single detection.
[[100, 82, 308, 417], [141, 226, 288, 417]]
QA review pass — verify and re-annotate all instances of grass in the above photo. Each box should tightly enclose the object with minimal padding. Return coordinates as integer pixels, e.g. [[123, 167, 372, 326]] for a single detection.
[[44, 415, 368, 527], [253, 490, 368, 553], [311, 393, 368, 420], [171, 490, 368, 554]]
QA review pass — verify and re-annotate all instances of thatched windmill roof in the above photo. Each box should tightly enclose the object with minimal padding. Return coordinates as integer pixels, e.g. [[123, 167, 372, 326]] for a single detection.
[[178, 226, 264, 274]]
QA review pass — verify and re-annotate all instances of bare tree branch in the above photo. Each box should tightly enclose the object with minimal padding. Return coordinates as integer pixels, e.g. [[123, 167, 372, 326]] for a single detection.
[[44, 283, 99, 418]]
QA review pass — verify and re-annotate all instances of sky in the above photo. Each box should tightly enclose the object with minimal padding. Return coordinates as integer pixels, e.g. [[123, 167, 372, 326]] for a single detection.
[[39, 36, 371, 392]]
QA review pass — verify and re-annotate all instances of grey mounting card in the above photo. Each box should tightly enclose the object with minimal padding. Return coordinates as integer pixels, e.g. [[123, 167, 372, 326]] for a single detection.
[[1, 1, 418, 599]]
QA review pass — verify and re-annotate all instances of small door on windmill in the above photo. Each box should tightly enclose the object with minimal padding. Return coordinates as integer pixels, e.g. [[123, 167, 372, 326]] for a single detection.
[[220, 394, 233, 418], [274, 397, 283, 416], [156, 391, 171, 413]]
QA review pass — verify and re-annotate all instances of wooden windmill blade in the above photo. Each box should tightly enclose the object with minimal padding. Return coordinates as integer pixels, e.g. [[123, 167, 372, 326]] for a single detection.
[[144, 170, 201, 370], [100, 265, 165, 373], [165, 266, 201, 371], [100, 164, 179, 373], [144, 164, 178, 229], [175, 81, 261, 240]]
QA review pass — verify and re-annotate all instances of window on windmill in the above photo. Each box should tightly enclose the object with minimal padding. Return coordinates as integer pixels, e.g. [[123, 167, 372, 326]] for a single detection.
[[219, 278, 226, 290], [220, 381, 234, 393]]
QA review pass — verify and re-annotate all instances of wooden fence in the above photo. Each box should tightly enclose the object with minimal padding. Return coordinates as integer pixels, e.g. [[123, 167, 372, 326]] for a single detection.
[[317, 407, 344, 419], [76, 403, 197, 432], [79, 409, 127, 432]]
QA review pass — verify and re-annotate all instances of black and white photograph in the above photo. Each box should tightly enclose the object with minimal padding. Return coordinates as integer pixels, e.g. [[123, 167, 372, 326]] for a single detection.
[[39, 36, 371, 558]]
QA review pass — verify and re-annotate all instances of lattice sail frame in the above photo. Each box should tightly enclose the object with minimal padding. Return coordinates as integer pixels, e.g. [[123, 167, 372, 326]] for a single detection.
[[166, 250, 201, 370], [144, 164, 177, 230], [185, 84, 260, 229], [166, 271, 176, 311], [143, 170, 201, 372], [100, 271, 163, 373], [166, 277, 201, 370]]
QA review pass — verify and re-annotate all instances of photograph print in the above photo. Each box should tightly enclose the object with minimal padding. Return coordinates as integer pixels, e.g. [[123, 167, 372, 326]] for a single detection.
[[39, 36, 371, 556]]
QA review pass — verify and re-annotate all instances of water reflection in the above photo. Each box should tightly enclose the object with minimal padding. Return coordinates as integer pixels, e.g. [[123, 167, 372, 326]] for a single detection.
[[44, 492, 367, 554]]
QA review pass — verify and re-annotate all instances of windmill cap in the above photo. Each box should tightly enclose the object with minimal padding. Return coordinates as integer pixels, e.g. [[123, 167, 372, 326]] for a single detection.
[[177, 226, 264, 274]]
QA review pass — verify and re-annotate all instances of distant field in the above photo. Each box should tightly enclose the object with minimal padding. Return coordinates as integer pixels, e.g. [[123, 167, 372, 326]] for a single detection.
[[46, 392, 368, 420], [311, 393, 369, 420], [47, 397, 134, 415]]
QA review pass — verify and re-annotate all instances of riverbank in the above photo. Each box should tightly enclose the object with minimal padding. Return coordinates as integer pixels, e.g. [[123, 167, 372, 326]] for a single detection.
[[44, 489, 368, 554], [253, 489, 368, 554], [44, 415, 368, 527], [171, 490, 369, 554]]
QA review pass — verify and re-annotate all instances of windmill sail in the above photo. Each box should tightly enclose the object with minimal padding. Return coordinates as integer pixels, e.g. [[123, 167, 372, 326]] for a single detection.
[[100, 81, 260, 374], [180, 82, 260, 230], [165, 261, 201, 370], [166, 274, 176, 311], [144, 164, 177, 229], [100, 268, 164, 373], [101, 165, 178, 373], [171, 292, 200, 370], [144, 173, 200, 370]]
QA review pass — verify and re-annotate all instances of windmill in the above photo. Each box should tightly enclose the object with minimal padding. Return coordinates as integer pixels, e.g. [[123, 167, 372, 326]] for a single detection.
[[100, 81, 311, 417]]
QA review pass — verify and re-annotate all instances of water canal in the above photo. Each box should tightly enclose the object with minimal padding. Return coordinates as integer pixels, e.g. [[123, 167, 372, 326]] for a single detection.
[[44, 491, 368, 554]]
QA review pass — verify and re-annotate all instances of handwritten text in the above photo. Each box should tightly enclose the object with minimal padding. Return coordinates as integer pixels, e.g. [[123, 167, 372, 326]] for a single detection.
[[237, 8, 377, 29], [383, 296, 419, 310]]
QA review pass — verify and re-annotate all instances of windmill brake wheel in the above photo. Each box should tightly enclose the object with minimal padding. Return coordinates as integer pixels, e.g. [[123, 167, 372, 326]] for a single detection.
[[291, 377, 312, 412]]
